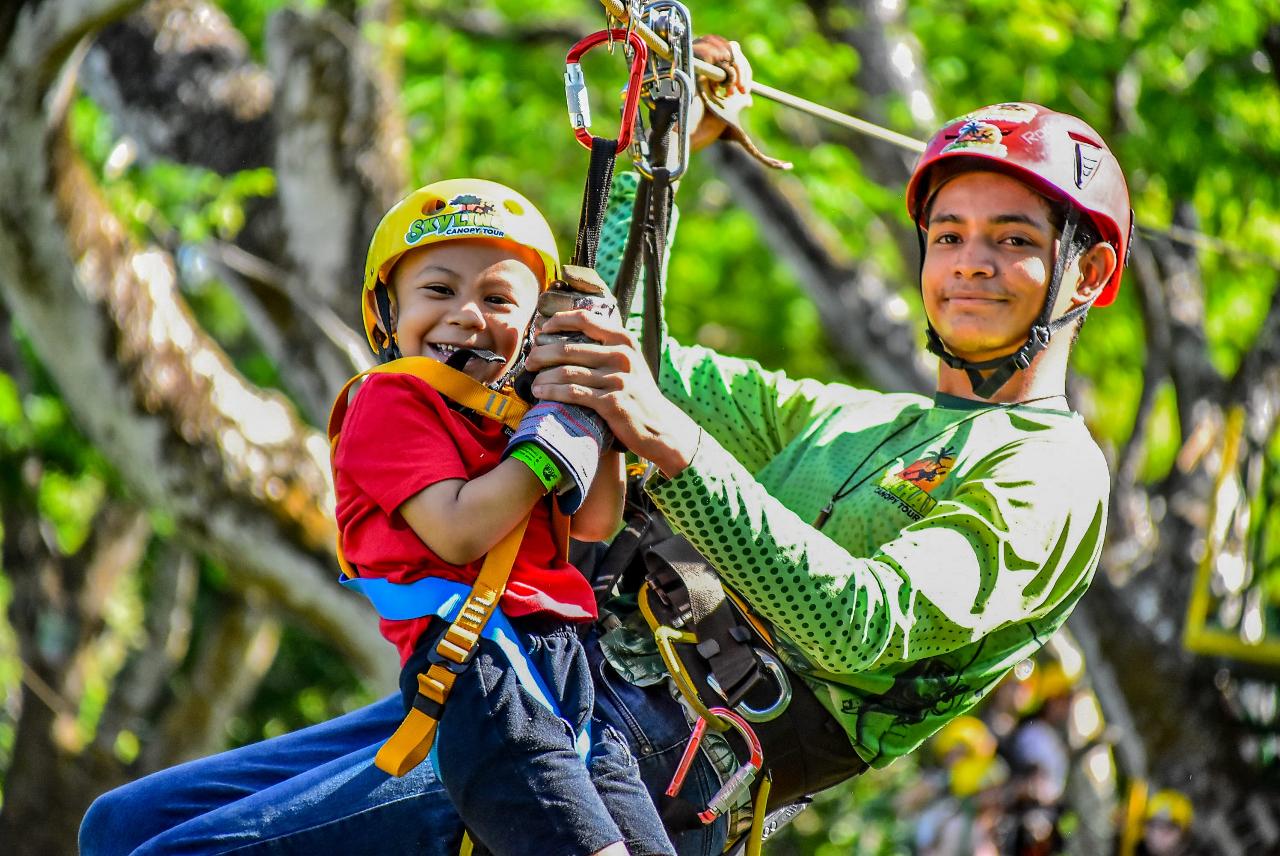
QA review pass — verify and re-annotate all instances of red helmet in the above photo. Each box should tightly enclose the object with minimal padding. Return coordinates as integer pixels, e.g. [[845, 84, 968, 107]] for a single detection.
[[905, 102, 1131, 307]]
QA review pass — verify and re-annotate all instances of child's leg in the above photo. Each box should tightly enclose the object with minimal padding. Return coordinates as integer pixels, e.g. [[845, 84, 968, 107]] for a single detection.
[[426, 617, 631, 856]]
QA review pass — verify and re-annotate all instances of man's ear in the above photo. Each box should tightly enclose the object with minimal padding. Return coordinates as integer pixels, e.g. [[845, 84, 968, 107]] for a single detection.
[[1070, 243, 1118, 308]]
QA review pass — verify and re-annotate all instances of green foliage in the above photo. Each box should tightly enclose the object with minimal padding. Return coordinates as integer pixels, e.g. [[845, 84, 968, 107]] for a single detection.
[[33, 0, 1280, 848], [225, 622, 376, 746]]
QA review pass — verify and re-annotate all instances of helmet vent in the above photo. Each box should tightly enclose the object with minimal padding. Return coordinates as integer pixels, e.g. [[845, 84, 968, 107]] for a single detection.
[[420, 196, 446, 215], [503, 199, 524, 216]]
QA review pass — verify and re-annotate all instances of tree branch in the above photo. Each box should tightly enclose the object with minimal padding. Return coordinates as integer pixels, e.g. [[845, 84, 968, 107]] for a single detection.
[[708, 141, 933, 392], [151, 592, 281, 767], [802, 0, 936, 266], [0, 19, 395, 687], [81, 0, 273, 174], [1228, 274, 1280, 446]]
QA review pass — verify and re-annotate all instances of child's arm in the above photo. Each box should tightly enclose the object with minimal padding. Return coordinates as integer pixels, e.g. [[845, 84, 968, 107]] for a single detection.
[[399, 459, 548, 566], [571, 450, 625, 542]]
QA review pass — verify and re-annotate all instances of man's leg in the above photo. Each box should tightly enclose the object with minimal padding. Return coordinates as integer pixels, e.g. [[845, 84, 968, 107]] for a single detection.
[[80, 695, 461, 856]]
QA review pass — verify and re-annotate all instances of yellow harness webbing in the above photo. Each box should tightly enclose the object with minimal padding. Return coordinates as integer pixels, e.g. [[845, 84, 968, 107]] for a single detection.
[[375, 512, 531, 776], [325, 357, 544, 777]]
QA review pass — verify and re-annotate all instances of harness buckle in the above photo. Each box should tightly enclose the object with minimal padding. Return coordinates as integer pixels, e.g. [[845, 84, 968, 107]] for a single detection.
[[665, 706, 764, 824], [565, 29, 649, 153]]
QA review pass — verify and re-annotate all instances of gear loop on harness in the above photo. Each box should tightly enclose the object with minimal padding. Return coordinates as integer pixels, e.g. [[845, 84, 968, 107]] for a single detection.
[[565, 29, 648, 153]]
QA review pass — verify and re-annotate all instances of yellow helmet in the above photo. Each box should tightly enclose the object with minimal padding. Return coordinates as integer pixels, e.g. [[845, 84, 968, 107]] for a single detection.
[[1146, 789, 1194, 829], [933, 716, 997, 761], [360, 179, 561, 353]]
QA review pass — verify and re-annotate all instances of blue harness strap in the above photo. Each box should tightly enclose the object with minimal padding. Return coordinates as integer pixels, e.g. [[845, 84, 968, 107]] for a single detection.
[[343, 575, 591, 761]]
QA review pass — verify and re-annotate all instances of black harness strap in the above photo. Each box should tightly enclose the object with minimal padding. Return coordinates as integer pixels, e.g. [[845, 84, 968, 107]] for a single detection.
[[573, 136, 620, 269], [612, 98, 680, 377], [373, 284, 402, 362]]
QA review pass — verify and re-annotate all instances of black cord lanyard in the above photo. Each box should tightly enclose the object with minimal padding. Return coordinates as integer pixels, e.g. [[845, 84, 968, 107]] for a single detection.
[[812, 393, 1068, 530]]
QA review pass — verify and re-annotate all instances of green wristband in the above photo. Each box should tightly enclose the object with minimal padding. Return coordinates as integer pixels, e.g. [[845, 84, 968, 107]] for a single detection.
[[509, 442, 562, 493]]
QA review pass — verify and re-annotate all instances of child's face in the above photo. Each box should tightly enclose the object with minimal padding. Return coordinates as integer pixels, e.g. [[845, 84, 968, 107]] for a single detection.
[[920, 170, 1064, 362], [387, 238, 544, 383]]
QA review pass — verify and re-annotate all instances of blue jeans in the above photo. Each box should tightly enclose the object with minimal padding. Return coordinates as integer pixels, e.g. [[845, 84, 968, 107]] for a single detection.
[[412, 615, 672, 855], [79, 635, 728, 856]]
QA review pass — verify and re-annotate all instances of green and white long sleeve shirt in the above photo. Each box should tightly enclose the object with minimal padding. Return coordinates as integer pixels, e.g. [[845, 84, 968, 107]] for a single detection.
[[597, 175, 1110, 767]]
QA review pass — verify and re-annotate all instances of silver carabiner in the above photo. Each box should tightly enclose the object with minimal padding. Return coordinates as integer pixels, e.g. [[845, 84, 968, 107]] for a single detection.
[[631, 0, 694, 180], [706, 649, 793, 723]]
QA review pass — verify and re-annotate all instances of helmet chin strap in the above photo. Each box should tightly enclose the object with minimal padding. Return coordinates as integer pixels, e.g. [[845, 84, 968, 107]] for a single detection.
[[373, 283, 403, 363], [921, 209, 1092, 399]]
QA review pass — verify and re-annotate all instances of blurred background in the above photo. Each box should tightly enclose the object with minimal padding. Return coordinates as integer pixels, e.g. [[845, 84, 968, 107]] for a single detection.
[[1, 0, 1279, 853]]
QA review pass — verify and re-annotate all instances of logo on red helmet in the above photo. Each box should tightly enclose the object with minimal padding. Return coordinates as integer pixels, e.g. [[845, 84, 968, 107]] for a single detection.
[[1074, 142, 1103, 189], [941, 120, 1007, 158]]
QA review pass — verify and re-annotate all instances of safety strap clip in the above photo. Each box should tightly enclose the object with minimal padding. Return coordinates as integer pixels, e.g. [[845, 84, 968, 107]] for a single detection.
[[705, 649, 793, 723]]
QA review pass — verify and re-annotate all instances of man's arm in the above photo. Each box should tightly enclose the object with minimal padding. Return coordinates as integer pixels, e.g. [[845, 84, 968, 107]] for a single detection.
[[594, 173, 878, 475], [645, 430, 1109, 675]]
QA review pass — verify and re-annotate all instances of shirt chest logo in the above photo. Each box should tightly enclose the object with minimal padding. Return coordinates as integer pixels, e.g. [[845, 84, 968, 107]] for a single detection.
[[873, 445, 957, 521]]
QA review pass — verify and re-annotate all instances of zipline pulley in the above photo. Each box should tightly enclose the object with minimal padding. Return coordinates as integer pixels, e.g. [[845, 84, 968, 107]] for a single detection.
[[632, 0, 694, 180]]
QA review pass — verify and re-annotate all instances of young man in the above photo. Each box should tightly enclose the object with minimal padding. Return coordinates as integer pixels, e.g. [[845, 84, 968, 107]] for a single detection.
[[529, 100, 1129, 779]]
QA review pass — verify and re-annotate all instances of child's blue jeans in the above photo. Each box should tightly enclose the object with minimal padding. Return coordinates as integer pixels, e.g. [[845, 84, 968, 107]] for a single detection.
[[405, 614, 672, 855]]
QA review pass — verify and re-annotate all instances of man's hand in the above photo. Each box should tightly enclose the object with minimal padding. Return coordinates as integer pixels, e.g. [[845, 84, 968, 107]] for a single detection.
[[690, 36, 752, 151], [689, 36, 790, 169], [524, 309, 701, 478]]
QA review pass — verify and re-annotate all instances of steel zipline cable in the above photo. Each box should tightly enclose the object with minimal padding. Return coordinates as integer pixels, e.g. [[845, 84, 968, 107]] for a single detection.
[[597, 0, 1279, 270]]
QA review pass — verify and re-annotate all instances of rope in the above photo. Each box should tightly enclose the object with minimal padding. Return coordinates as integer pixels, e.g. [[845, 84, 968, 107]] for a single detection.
[[597, 0, 1280, 271], [599, 0, 922, 153]]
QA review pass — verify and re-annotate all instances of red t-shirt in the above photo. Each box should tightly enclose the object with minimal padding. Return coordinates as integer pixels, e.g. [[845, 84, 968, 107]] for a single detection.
[[333, 372, 597, 664]]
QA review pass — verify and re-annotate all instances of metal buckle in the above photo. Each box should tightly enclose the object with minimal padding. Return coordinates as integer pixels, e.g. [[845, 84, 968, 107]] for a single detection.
[[665, 706, 764, 824], [705, 649, 793, 723], [564, 29, 649, 153]]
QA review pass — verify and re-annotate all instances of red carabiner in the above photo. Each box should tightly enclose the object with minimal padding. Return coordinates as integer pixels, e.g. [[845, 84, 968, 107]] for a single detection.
[[564, 29, 648, 152], [665, 706, 765, 825]]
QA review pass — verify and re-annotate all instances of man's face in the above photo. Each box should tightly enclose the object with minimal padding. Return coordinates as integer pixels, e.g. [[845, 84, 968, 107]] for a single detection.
[[386, 238, 543, 383], [920, 171, 1061, 363]]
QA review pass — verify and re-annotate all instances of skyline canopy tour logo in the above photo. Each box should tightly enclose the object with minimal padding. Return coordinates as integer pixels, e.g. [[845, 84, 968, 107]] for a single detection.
[[404, 194, 506, 245], [874, 446, 959, 521]]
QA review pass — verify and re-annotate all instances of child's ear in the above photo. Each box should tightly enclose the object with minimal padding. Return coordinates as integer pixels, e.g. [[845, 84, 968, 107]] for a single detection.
[[366, 286, 398, 346]]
